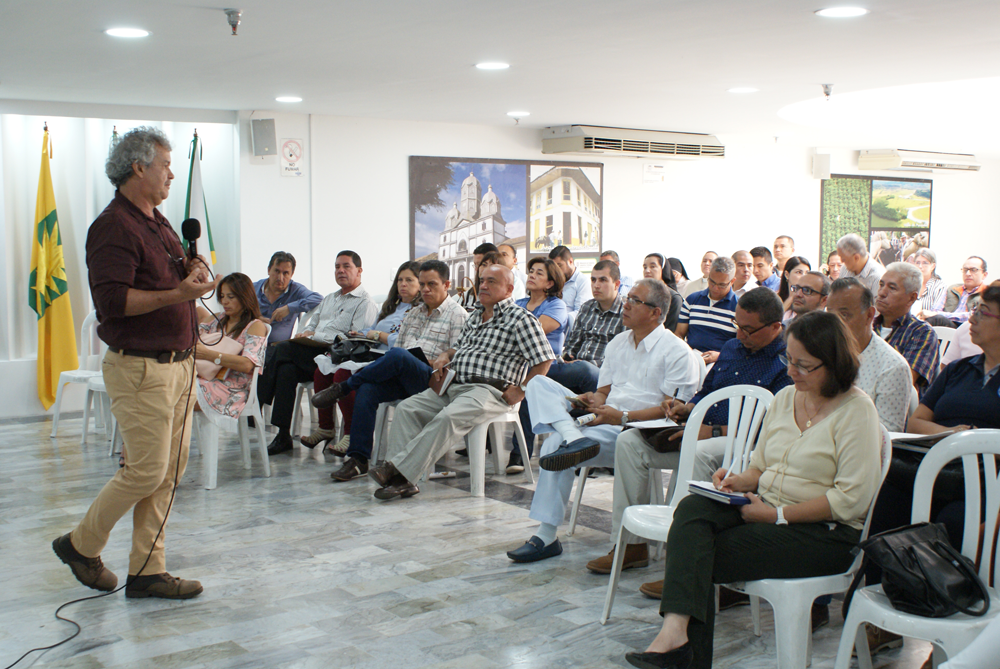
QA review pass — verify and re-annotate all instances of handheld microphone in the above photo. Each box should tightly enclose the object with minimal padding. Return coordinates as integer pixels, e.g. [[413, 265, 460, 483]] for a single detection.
[[181, 218, 201, 261]]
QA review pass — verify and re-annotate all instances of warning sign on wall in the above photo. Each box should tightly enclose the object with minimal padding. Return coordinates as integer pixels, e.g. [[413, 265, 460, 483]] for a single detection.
[[280, 138, 305, 177]]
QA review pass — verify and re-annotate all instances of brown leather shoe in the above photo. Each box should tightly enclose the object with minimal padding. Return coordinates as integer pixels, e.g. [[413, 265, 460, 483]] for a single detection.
[[311, 382, 346, 409], [586, 543, 649, 574], [373, 476, 419, 500], [368, 461, 401, 488], [52, 533, 118, 592], [331, 456, 368, 481], [639, 579, 663, 599], [125, 572, 203, 599]]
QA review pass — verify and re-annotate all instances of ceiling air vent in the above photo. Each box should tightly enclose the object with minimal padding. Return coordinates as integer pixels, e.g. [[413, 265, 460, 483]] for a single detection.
[[544, 125, 724, 159]]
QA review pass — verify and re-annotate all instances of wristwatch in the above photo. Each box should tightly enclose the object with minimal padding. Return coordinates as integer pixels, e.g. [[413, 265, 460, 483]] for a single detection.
[[214, 355, 222, 366], [775, 507, 789, 525], [711, 425, 723, 438], [620, 410, 630, 426]]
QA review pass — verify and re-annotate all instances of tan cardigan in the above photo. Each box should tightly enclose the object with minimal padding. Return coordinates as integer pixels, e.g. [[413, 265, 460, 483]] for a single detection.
[[750, 386, 881, 530]]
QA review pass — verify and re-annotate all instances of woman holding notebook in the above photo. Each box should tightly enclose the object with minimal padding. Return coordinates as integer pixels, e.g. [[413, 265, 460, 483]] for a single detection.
[[625, 311, 882, 669]]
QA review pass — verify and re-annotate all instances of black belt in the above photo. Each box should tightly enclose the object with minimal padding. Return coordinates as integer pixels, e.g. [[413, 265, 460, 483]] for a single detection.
[[460, 376, 510, 392], [108, 347, 193, 364]]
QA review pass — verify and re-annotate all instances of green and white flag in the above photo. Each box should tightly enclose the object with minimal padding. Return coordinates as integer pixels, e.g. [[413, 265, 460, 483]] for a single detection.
[[184, 131, 216, 266]]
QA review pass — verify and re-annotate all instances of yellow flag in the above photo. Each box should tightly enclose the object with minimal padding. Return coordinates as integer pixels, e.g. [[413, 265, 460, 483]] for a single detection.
[[29, 130, 78, 410]]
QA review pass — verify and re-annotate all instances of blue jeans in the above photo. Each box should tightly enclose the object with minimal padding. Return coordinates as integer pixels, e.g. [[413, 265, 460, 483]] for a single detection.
[[516, 359, 601, 457], [342, 348, 432, 461]]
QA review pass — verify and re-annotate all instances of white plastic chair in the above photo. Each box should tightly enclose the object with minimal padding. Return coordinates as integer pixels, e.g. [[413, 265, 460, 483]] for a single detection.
[[194, 324, 273, 489], [371, 399, 402, 465], [726, 425, 893, 669], [464, 401, 534, 496], [600, 385, 774, 624], [81, 375, 113, 445], [907, 385, 920, 422], [932, 325, 957, 359], [51, 310, 104, 438], [834, 429, 1000, 669]]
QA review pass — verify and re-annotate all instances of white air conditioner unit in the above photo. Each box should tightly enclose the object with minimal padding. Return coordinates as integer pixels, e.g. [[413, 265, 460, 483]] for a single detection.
[[542, 125, 725, 159], [858, 149, 980, 172]]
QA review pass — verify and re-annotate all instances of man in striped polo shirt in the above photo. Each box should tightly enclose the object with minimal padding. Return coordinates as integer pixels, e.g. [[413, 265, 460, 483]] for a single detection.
[[675, 256, 738, 364]]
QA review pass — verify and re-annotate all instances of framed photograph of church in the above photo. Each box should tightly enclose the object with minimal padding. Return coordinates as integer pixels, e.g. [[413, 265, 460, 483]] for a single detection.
[[409, 156, 604, 296]]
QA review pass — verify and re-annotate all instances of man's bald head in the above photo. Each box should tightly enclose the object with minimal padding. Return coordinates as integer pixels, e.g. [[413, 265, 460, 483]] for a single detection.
[[478, 264, 514, 308]]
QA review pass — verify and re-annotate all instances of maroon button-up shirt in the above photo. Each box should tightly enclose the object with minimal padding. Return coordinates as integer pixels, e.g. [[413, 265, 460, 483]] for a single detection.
[[86, 191, 196, 351]]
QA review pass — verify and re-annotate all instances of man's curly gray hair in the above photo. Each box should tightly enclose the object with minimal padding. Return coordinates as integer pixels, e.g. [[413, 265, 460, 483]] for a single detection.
[[105, 126, 172, 188]]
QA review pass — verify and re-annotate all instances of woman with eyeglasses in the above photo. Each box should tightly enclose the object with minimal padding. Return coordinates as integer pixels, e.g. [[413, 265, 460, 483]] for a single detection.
[[626, 311, 881, 669], [642, 253, 682, 332], [777, 255, 811, 308]]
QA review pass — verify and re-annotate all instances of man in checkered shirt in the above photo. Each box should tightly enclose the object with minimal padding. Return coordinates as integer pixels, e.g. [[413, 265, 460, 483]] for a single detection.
[[368, 264, 554, 500]]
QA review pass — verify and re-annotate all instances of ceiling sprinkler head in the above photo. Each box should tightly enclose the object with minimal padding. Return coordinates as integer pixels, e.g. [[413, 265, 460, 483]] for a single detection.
[[822, 83, 833, 101], [225, 9, 242, 36]]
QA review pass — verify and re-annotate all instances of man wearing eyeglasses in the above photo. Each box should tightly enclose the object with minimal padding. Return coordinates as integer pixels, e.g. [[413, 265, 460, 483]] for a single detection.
[[785, 271, 830, 323], [923, 255, 988, 327], [676, 256, 739, 364], [595, 287, 792, 587], [506, 278, 702, 563]]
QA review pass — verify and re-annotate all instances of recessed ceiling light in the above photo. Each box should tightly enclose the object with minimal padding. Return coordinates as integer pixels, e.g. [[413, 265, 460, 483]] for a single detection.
[[275, 96, 302, 103], [506, 111, 530, 118], [105, 27, 150, 38], [476, 62, 510, 70], [815, 7, 869, 18], [727, 87, 759, 94]]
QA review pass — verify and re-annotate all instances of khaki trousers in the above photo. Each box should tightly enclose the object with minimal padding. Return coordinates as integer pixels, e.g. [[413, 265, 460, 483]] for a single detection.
[[71, 351, 195, 575], [388, 384, 511, 484]]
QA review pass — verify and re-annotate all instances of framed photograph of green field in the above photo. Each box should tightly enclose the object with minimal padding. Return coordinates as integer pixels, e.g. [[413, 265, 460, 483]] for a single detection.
[[819, 174, 932, 267]]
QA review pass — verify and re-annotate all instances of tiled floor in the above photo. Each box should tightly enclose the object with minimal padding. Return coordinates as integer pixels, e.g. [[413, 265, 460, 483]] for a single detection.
[[0, 415, 932, 668]]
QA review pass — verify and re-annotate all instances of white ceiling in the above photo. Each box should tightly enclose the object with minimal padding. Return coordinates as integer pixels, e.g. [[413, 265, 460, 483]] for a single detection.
[[4, 0, 1000, 153]]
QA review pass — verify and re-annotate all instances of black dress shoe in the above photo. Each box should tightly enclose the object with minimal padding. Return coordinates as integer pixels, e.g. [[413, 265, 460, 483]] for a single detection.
[[625, 643, 694, 669], [266, 432, 294, 455], [331, 456, 368, 482], [373, 476, 419, 500], [506, 536, 563, 563], [311, 382, 346, 409], [539, 437, 601, 471], [368, 461, 401, 487]]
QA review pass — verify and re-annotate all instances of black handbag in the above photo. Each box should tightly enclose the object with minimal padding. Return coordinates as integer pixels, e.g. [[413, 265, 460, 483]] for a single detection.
[[844, 522, 990, 618], [327, 338, 383, 365]]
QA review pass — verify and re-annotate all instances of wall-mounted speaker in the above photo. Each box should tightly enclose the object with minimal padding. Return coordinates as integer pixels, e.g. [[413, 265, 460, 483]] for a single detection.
[[812, 154, 831, 180], [251, 119, 277, 157]]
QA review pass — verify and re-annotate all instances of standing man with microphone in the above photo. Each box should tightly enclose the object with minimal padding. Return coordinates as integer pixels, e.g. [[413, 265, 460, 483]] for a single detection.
[[52, 127, 218, 599]]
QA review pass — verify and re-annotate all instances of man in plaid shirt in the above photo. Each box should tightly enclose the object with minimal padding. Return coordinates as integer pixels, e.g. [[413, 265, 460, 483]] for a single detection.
[[874, 262, 940, 396], [368, 265, 554, 500]]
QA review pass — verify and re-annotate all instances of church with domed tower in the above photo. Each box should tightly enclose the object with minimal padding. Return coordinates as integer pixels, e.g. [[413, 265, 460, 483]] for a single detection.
[[437, 171, 509, 293]]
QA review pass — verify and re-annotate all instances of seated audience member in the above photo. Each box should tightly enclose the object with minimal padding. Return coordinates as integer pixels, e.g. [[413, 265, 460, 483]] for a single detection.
[[310, 260, 468, 481], [549, 245, 592, 319], [601, 249, 634, 296], [257, 250, 379, 455], [676, 256, 738, 364], [863, 282, 1000, 656], [824, 250, 844, 280], [625, 311, 881, 669], [306, 261, 422, 454], [643, 253, 683, 331], [508, 260, 627, 474], [837, 232, 885, 296], [827, 278, 912, 432], [772, 235, 795, 274], [874, 262, 940, 395], [750, 246, 780, 291], [457, 242, 498, 309], [777, 255, 811, 308], [669, 258, 690, 296], [910, 247, 946, 319], [731, 250, 758, 298], [254, 251, 322, 344], [784, 270, 830, 323], [497, 242, 526, 300], [506, 279, 702, 563], [366, 265, 553, 500], [195, 273, 268, 418], [682, 251, 718, 298], [923, 255, 989, 327], [598, 288, 791, 583]]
